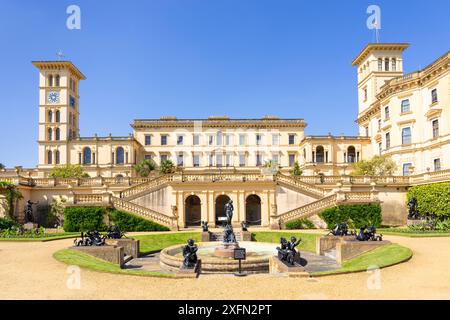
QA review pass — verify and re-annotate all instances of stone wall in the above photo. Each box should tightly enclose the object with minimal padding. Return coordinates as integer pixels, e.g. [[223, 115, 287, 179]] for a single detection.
[[131, 186, 173, 215]]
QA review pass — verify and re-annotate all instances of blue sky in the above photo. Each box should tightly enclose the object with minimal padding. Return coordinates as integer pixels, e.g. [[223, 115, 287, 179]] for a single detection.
[[0, 0, 449, 168]]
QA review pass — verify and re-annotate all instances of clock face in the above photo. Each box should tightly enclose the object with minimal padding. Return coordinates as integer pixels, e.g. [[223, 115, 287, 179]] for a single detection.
[[47, 91, 60, 104]]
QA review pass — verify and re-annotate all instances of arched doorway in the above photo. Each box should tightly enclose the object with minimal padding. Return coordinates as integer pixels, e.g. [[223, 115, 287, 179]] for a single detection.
[[246, 195, 261, 226], [185, 195, 201, 227], [215, 195, 230, 226]]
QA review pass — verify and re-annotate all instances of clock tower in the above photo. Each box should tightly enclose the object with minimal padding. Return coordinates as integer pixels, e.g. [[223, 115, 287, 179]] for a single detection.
[[32, 61, 86, 171]]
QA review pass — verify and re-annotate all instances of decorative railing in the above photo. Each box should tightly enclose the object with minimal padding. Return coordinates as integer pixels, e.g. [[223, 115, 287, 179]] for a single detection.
[[73, 194, 103, 204], [277, 191, 377, 224], [111, 196, 176, 228], [178, 173, 273, 183], [276, 173, 326, 198]]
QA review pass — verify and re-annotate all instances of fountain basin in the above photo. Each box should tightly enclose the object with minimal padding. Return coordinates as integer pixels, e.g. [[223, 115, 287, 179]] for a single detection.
[[160, 241, 277, 274]]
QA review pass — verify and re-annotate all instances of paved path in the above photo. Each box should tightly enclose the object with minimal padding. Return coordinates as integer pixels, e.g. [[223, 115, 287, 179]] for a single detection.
[[0, 235, 449, 300]]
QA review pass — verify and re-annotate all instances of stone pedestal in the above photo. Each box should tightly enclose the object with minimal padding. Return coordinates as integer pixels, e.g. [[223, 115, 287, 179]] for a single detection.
[[176, 260, 201, 278], [105, 238, 140, 258], [316, 235, 355, 255], [241, 231, 252, 241], [214, 242, 240, 258], [269, 256, 309, 277], [23, 222, 38, 231], [201, 232, 210, 242]]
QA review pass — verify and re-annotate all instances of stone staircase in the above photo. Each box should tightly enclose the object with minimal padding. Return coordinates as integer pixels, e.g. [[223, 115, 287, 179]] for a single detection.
[[119, 174, 173, 200], [276, 173, 327, 199], [111, 196, 178, 230]]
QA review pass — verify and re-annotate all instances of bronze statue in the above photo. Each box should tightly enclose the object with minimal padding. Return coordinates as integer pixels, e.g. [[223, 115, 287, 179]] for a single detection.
[[224, 200, 234, 225], [25, 200, 38, 223], [74, 230, 106, 246], [241, 221, 249, 232], [182, 239, 198, 269], [201, 221, 209, 232], [328, 223, 349, 236], [408, 197, 420, 220], [356, 226, 383, 241], [105, 225, 125, 239], [223, 224, 237, 243], [277, 236, 301, 265]]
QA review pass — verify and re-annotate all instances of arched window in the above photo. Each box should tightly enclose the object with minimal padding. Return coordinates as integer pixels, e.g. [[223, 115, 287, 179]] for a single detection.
[[55, 110, 60, 123], [55, 75, 60, 87], [55, 128, 60, 141], [55, 150, 60, 164], [48, 110, 53, 122], [385, 58, 390, 71], [83, 147, 92, 165], [347, 146, 356, 163], [47, 128, 53, 140], [48, 75, 53, 87], [316, 146, 324, 163], [47, 150, 53, 164], [378, 58, 383, 71], [116, 147, 125, 164], [392, 58, 397, 71]]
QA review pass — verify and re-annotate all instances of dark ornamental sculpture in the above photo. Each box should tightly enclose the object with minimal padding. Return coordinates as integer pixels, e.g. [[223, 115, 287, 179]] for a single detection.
[[407, 197, 420, 220], [328, 223, 349, 236], [74, 230, 106, 246], [276, 236, 301, 266], [201, 221, 209, 232], [182, 239, 198, 269], [356, 226, 383, 241], [223, 224, 237, 243], [241, 221, 249, 232], [25, 200, 38, 223], [224, 200, 234, 225], [105, 225, 124, 239]]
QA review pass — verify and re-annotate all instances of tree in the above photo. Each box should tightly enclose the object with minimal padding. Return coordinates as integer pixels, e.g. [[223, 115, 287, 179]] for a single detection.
[[159, 160, 175, 174], [290, 161, 303, 177], [0, 163, 5, 170], [49, 164, 90, 178], [134, 159, 157, 177], [351, 155, 397, 176], [0, 181, 23, 219], [49, 196, 67, 227]]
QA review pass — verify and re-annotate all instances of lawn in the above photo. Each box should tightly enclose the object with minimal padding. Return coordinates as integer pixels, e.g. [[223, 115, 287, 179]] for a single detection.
[[312, 244, 413, 276], [53, 249, 174, 278], [132, 232, 201, 254], [0, 232, 79, 242], [379, 228, 450, 237], [252, 231, 318, 252]]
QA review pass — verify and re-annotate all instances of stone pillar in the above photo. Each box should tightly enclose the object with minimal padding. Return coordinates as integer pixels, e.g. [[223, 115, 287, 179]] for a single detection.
[[0, 194, 7, 218], [171, 205, 179, 231], [237, 191, 245, 223], [207, 191, 215, 227], [199, 192, 208, 224], [269, 204, 280, 230]]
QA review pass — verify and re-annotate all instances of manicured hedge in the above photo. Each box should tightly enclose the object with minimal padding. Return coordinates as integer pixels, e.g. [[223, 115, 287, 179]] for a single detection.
[[285, 218, 315, 230], [407, 182, 450, 217], [63, 207, 107, 232], [109, 209, 169, 232], [319, 204, 382, 229], [0, 217, 18, 230]]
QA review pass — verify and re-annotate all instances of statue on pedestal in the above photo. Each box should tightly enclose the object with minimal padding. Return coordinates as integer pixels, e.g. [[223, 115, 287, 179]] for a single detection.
[[241, 221, 249, 232], [407, 197, 420, 220], [277, 236, 301, 266], [328, 223, 349, 236], [182, 239, 198, 269], [224, 200, 234, 225], [25, 200, 38, 223], [201, 221, 209, 232]]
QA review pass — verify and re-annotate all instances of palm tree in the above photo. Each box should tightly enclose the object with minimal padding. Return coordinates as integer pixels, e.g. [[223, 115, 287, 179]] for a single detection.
[[134, 159, 157, 177], [160, 160, 175, 174]]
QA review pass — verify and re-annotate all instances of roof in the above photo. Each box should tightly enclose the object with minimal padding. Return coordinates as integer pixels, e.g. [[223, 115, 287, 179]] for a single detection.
[[352, 43, 410, 66], [32, 61, 86, 80]]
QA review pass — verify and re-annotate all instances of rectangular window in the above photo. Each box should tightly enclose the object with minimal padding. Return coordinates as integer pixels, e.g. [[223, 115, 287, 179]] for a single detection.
[[272, 154, 279, 165], [225, 134, 232, 146], [208, 135, 214, 146], [431, 89, 438, 103], [239, 134, 246, 146], [272, 134, 279, 146], [193, 154, 200, 167], [256, 134, 262, 145], [386, 132, 391, 149], [239, 154, 246, 167], [144, 154, 152, 160], [193, 134, 200, 145], [403, 163, 412, 176], [144, 135, 151, 146], [226, 154, 232, 167], [160, 154, 168, 163], [216, 132, 222, 146], [378, 119, 382, 131], [289, 154, 296, 167], [177, 135, 184, 145], [177, 153, 183, 166], [161, 135, 167, 146], [378, 58, 383, 71], [385, 106, 390, 119], [288, 134, 295, 145], [401, 99, 410, 113], [392, 58, 396, 71], [432, 119, 439, 139], [385, 58, 390, 71], [402, 127, 412, 145], [434, 158, 441, 172], [216, 154, 223, 167], [256, 153, 262, 166], [209, 154, 214, 166]]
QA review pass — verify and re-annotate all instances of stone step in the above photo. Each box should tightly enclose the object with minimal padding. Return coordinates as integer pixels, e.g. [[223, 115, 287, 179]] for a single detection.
[[323, 249, 336, 260], [209, 231, 243, 242]]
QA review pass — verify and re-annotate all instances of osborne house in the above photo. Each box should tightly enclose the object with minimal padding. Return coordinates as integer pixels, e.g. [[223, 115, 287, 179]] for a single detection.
[[1, 43, 449, 229]]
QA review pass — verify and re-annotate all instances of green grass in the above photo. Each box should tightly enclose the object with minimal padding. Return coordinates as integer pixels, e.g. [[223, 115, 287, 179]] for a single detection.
[[312, 244, 413, 276], [132, 232, 201, 254], [53, 249, 174, 278], [0, 232, 79, 242], [252, 231, 318, 252], [379, 228, 450, 237]]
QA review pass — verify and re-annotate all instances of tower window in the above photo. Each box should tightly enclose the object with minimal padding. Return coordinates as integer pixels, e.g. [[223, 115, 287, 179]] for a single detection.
[[55, 75, 60, 87], [47, 128, 53, 140], [47, 150, 53, 164], [55, 128, 60, 141], [55, 150, 60, 165], [48, 75, 53, 87], [432, 119, 439, 139], [385, 58, 390, 71], [48, 110, 53, 123], [402, 127, 412, 145], [55, 110, 60, 123]]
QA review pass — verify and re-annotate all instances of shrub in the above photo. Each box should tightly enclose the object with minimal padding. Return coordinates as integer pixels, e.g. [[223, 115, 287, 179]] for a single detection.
[[285, 218, 315, 230], [109, 209, 170, 232], [160, 160, 175, 174], [351, 155, 396, 176], [63, 207, 107, 232], [0, 217, 18, 230], [319, 204, 382, 229], [134, 159, 157, 177], [290, 161, 303, 177], [49, 164, 90, 178], [407, 182, 450, 218]]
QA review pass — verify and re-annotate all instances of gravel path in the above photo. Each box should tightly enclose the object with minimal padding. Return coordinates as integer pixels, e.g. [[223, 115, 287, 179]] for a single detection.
[[0, 236, 449, 300]]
